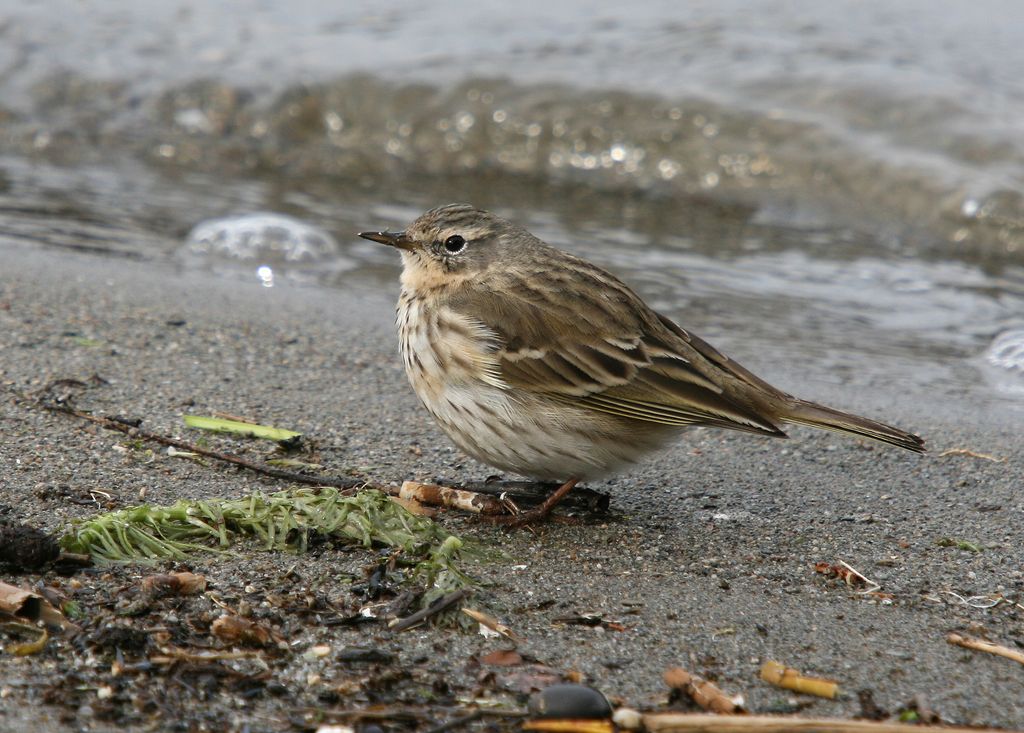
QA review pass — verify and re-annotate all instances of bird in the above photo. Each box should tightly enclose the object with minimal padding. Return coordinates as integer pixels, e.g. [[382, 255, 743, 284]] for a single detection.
[[359, 203, 925, 525]]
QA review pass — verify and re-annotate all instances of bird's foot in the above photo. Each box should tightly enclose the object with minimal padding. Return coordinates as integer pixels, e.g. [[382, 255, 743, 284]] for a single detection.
[[482, 477, 581, 527]]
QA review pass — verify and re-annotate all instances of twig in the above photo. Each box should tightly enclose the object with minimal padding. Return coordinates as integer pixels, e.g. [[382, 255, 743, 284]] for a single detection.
[[288, 706, 524, 728], [759, 660, 837, 699], [55, 552, 92, 566], [389, 589, 470, 632], [458, 480, 610, 511], [400, 481, 508, 515], [664, 667, 743, 714], [423, 710, 483, 733], [947, 632, 1024, 666], [937, 448, 1005, 463], [42, 403, 364, 491], [42, 402, 564, 519], [523, 721, 614, 733], [0, 581, 78, 632], [150, 647, 264, 664], [941, 591, 1003, 609], [462, 607, 522, 643], [29, 389, 610, 519], [616, 710, 1013, 733], [835, 561, 881, 594]]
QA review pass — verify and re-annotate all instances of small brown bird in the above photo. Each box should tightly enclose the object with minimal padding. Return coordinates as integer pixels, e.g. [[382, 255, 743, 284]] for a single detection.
[[360, 204, 924, 524]]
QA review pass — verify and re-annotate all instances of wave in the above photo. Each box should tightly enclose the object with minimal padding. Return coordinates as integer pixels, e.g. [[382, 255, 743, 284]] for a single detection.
[[3, 72, 1022, 263]]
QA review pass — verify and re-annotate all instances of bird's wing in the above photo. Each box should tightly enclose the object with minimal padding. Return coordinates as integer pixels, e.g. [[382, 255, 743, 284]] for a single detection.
[[447, 267, 786, 437]]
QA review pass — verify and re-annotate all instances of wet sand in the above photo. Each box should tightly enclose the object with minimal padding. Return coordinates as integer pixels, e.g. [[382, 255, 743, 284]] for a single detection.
[[1, 240, 1022, 730]]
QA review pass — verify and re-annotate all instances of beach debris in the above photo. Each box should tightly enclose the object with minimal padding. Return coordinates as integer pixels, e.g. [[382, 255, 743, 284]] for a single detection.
[[856, 689, 888, 721], [524, 683, 614, 732], [389, 588, 470, 632], [937, 448, 1005, 463], [480, 649, 523, 666], [303, 644, 332, 661], [552, 612, 626, 632], [612, 709, 645, 730], [44, 403, 362, 491], [896, 694, 941, 724], [165, 445, 205, 462], [305, 642, 333, 663], [0, 581, 77, 632], [62, 489, 473, 610], [399, 480, 507, 515], [121, 571, 208, 616], [183, 414, 302, 445], [813, 560, 880, 593], [211, 614, 275, 647], [388, 495, 437, 517], [523, 719, 613, 733], [149, 646, 264, 665], [612, 710, 1003, 732], [946, 632, 1024, 666], [939, 591, 1003, 609], [2, 623, 49, 656], [45, 394, 606, 523], [266, 457, 324, 470], [936, 538, 982, 552], [0, 519, 62, 570], [337, 646, 395, 664], [664, 666, 744, 714], [142, 571, 207, 596], [63, 487, 460, 569], [462, 607, 522, 643], [498, 664, 564, 695], [760, 660, 838, 699], [459, 480, 611, 512]]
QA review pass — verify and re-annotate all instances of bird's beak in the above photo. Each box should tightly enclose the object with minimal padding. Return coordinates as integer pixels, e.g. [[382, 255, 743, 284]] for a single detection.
[[357, 230, 417, 251]]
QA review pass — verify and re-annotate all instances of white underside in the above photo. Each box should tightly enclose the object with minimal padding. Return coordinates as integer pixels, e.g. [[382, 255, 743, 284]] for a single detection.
[[397, 291, 678, 480]]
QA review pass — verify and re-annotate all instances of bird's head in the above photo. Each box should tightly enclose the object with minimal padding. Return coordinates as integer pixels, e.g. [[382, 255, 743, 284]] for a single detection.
[[359, 203, 540, 285]]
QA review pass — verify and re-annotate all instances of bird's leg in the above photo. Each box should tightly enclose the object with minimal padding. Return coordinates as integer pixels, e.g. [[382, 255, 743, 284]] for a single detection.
[[486, 477, 580, 527]]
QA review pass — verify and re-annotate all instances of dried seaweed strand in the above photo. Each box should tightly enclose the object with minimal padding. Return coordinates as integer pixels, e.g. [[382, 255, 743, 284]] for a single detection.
[[60, 488, 469, 589]]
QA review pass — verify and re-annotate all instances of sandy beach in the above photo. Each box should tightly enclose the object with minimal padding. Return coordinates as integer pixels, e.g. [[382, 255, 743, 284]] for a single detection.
[[1, 239, 1021, 731]]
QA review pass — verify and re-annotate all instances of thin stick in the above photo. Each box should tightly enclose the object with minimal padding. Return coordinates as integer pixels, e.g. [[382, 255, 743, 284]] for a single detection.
[[422, 710, 483, 733], [462, 607, 522, 643], [42, 403, 364, 491], [287, 707, 525, 727], [759, 660, 837, 699], [632, 711, 1016, 733], [150, 647, 263, 664], [56, 551, 92, 566], [664, 667, 742, 714], [947, 632, 1024, 665], [43, 402, 544, 513], [458, 480, 609, 510], [937, 448, 1005, 463], [36, 396, 602, 519], [400, 481, 507, 515], [485, 477, 580, 526], [389, 589, 470, 632], [835, 560, 881, 594]]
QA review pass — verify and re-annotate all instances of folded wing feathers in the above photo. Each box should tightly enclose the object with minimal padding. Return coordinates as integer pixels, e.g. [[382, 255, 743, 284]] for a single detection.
[[494, 329, 784, 437], [456, 278, 784, 436]]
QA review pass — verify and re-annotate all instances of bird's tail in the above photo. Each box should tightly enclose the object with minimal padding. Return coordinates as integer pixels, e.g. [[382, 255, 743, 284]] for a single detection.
[[782, 399, 925, 453]]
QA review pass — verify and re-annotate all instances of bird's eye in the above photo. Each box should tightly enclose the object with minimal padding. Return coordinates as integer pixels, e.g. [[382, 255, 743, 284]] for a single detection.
[[443, 234, 466, 253]]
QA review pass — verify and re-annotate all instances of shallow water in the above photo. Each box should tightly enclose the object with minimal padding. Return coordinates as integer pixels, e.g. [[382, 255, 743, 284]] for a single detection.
[[0, 1, 1022, 416]]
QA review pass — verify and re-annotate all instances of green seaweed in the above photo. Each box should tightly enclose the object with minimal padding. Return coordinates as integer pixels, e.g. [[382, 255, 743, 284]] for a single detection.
[[183, 414, 302, 443], [937, 537, 982, 553], [60, 488, 471, 590]]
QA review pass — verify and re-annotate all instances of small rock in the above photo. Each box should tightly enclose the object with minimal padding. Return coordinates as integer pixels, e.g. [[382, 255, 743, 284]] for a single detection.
[[529, 683, 612, 720]]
